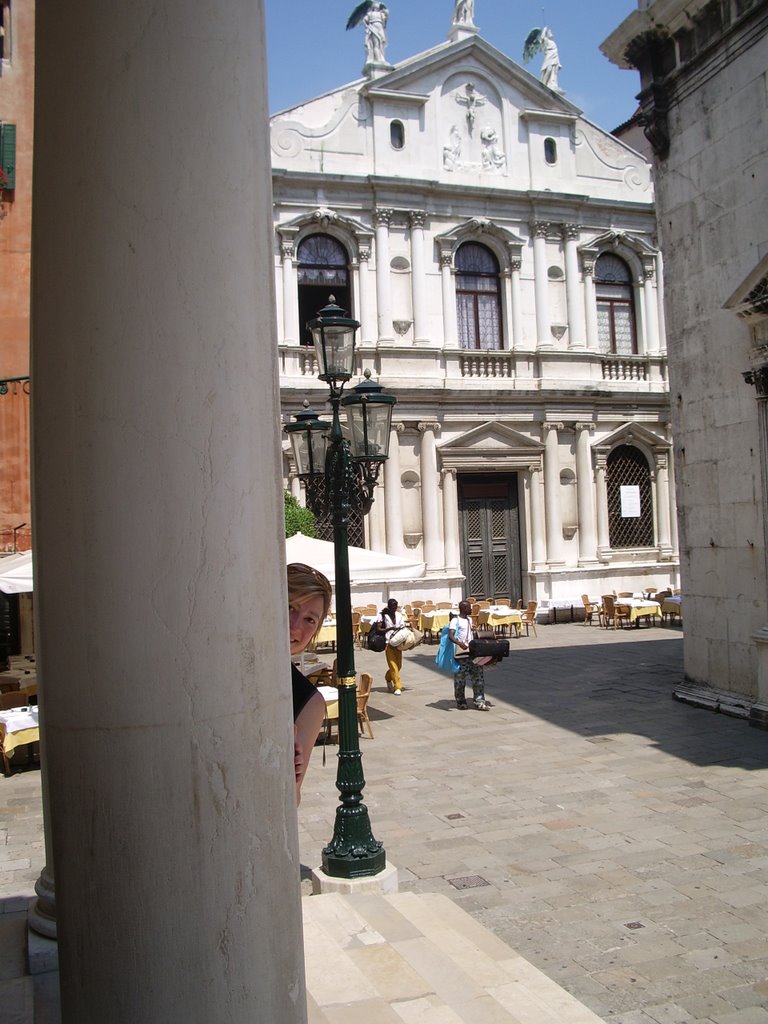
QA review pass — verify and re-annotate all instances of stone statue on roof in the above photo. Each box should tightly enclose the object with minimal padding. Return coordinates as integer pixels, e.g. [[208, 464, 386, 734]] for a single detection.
[[346, 2, 389, 66], [453, 0, 475, 26], [522, 25, 563, 93]]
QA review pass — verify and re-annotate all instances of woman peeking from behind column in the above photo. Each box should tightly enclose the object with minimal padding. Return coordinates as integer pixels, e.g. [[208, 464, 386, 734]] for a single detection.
[[288, 562, 332, 805]]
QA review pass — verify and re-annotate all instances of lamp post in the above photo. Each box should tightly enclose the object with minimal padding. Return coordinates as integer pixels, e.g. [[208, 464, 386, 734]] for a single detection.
[[285, 297, 396, 878]]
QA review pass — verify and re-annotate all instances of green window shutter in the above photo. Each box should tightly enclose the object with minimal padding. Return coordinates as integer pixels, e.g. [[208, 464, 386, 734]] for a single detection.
[[0, 123, 16, 190]]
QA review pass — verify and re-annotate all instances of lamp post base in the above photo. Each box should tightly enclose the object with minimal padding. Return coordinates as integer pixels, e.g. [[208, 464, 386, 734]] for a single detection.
[[311, 861, 399, 895]]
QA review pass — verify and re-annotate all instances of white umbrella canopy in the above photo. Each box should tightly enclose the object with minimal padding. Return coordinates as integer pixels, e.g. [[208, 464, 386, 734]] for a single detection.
[[0, 550, 33, 594], [285, 534, 425, 583]]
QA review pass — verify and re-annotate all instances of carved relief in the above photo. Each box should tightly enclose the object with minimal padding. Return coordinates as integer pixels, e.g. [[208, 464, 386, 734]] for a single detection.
[[443, 125, 462, 170], [455, 82, 486, 132], [441, 75, 505, 177], [480, 128, 506, 173]]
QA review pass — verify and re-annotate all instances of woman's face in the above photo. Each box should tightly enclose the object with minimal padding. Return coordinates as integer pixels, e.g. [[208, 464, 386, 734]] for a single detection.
[[289, 593, 326, 655]]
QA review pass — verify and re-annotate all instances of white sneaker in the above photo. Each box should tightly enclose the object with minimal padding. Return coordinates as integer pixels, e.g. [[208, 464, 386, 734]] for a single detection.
[[394, 688, 402, 695]]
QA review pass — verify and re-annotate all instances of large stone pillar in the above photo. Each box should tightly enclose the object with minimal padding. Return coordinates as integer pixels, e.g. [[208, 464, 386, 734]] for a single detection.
[[575, 423, 598, 565], [439, 249, 457, 348], [582, 256, 599, 351], [358, 241, 377, 345], [510, 256, 523, 349], [543, 423, 565, 565], [383, 423, 407, 557], [656, 250, 667, 352], [531, 222, 552, 349], [33, 2, 307, 1021], [528, 465, 547, 569], [375, 208, 394, 342], [563, 225, 585, 349], [441, 468, 461, 573], [418, 421, 443, 571], [643, 261, 660, 354], [595, 453, 611, 560], [655, 451, 673, 556], [368, 481, 387, 552], [409, 211, 428, 343], [280, 237, 300, 344]]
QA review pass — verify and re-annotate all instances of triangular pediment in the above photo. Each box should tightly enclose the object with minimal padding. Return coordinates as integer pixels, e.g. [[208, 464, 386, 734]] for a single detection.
[[442, 421, 544, 453], [593, 422, 669, 455], [438, 422, 544, 471]]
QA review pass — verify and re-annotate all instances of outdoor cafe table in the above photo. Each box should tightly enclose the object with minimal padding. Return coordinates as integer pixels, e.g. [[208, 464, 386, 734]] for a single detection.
[[0, 705, 39, 775], [622, 598, 662, 626], [477, 605, 523, 637], [418, 609, 454, 633], [313, 616, 337, 649], [661, 595, 682, 624]]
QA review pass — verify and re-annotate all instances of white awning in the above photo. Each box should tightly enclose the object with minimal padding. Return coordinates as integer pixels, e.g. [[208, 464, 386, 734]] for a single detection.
[[285, 534, 424, 583], [0, 550, 33, 594]]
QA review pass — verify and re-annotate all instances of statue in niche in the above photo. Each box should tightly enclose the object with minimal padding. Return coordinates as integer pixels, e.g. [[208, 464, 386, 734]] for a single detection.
[[522, 25, 563, 93], [346, 1, 389, 65], [443, 125, 462, 171], [480, 127, 506, 173], [453, 0, 474, 25], [455, 81, 485, 132]]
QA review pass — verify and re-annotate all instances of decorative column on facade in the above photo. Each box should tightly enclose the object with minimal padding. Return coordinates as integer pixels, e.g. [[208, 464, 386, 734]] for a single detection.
[[575, 423, 598, 564], [563, 224, 585, 348], [654, 450, 673, 556], [418, 421, 443, 571], [656, 249, 667, 352], [531, 221, 552, 348], [581, 255, 599, 350], [357, 240, 377, 345], [743, 364, 768, 723], [594, 452, 611, 560], [409, 211, 428, 343], [439, 247, 457, 348], [527, 464, 547, 568], [509, 255, 523, 349], [280, 236, 300, 344], [666, 424, 679, 554], [383, 422, 407, 557], [441, 467, 461, 572], [543, 422, 565, 565], [374, 208, 394, 342], [368, 480, 387, 552], [289, 471, 302, 503], [642, 259, 660, 354]]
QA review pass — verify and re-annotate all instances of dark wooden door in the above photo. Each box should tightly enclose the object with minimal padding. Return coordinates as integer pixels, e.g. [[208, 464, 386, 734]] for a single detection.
[[458, 475, 522, 602]]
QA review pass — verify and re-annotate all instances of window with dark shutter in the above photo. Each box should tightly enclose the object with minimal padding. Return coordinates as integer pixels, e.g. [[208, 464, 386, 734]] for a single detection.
[[0, 123, 16, 190]]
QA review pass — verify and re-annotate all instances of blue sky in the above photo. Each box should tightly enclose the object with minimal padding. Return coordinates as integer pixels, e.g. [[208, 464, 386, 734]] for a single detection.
[[266, 1, 640, 132]]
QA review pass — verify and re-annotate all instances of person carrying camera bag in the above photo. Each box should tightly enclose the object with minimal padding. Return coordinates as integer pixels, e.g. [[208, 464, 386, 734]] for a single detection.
[[448, 600, 490, 711], [378, 597, 406, 695]]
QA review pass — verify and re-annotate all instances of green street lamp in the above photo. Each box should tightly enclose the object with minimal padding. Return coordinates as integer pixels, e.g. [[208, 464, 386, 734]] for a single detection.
[[285, 297, 396, 879]]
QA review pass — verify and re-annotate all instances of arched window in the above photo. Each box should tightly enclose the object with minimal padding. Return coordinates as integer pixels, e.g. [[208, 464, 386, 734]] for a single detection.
[[607, 444, 654, 548], [595, 253, 636, 355], [455, 242, 503, 350], [544, 137, 557, 165], [390, 120, 405, 150], [297, 234, 350, 346]]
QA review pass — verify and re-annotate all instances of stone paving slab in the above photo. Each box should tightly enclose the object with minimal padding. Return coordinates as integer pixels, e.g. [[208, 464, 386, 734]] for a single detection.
[[299, 623, 768, 1023]]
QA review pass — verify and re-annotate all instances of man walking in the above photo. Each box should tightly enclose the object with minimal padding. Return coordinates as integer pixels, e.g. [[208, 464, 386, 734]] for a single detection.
[[448, 600, 489, 711]]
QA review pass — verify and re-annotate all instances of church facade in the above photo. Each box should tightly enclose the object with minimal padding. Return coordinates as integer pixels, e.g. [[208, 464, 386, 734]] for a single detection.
[[272, 12, 678, 606]]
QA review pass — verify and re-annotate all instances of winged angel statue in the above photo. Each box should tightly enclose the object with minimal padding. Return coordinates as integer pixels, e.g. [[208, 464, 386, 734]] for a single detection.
[[347, 1, 389, 65], [523, 25, 562, 92]]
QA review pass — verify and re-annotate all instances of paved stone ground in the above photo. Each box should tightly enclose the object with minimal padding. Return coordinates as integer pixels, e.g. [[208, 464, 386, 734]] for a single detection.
[[298, 623, 768, 1024], [2, 621, 768, 1024]]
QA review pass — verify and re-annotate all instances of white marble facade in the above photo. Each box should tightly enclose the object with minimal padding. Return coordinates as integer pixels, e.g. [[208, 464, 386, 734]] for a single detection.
[[273, 24, 678, 605]]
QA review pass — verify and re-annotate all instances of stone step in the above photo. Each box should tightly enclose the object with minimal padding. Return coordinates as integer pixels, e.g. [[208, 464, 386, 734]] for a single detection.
[[303, 891, 605, 1024]]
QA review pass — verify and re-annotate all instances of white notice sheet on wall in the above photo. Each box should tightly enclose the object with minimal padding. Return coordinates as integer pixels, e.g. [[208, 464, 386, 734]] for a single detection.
[[620, 485, 641, 518]]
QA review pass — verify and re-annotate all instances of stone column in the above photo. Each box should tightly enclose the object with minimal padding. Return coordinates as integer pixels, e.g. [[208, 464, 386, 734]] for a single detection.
[[383, 423, 407, 557], [654, 451, 673, 556], [563, 225, 584, 349], [409, 211, 428, 343], [531, 221, 552, 348], [528, 464, 547, 569], [510, 256, 523, 349], [418, 421, 443, 571], [280, 237, 300, 344], [582, 256, 599, 351], [375, 208, 394, 342], [667, 425, 679, 554], [441, 467, 461, 573], [289, 472, 302, 502], [575, 423, 598, 565], [595, 453, 611, 560], [744, 366, 768, 723], [439, 249, 457, 348], [368, 481, 387, 552], [656, 250, 667, 352], [33, 2, 307, 1020], [543, 423, 565, 565], [357, 241, 376, 345], [643, 261, 660, 354]]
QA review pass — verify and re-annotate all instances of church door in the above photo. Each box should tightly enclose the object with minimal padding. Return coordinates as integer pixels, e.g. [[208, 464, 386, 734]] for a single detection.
[[458, 475, 522, 602]]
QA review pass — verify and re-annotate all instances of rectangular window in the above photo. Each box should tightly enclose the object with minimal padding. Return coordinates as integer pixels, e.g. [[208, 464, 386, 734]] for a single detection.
[[0, 123, 16, 189]]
